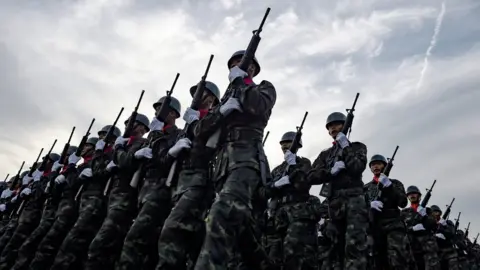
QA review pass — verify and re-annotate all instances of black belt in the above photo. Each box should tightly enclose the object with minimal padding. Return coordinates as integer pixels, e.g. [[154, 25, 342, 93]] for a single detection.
[[275, 194, 310, 205], [225, 128, 263, 142]]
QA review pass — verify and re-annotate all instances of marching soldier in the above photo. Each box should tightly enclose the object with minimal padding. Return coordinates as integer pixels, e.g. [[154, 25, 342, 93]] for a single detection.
[[430, 205, 459, 270]]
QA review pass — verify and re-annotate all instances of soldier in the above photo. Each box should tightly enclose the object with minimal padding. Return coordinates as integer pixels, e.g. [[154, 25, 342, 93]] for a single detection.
[[12, 146, 78, 270], [430, 205, 459, 270], [0, 173, 25, 253], [401, 186, 440, 270], [307, 112, 368, 269], [154, 84, 220, 270], [0, 152, 60, 269], [267, 131, 319, 269], [194, 50, 276, 269], [51, 126, 121, 269], [29, 138, 97, 269], [364, 154, 409, 269]]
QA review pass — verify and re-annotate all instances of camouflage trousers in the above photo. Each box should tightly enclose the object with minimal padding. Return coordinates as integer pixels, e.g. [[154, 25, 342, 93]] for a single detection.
[[156, 169, 214, 270], [371, 227, 410, 270], [50, 194, 106, 270], [0, 217, 18, 254], [439, 247, 459, 270], [11, 203, 57, 270], [29, 198, 78, 270], [83, 188, 136, 270], [194, 167, 274, 270], [328, 191, 368, 270], [409, 234, 440, 270], [0, 208, 41, 270]]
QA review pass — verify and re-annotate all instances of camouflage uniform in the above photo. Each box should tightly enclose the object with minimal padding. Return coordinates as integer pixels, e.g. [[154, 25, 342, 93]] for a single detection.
[[29, 159, 90, 269], [50, 149, 112, 270], [364, 178, 409, 269], [84, 137, 146, 270], [307, 142, 369, 269], [194, 79, 276, 269], [401, 206, 440, 270], [116, 126, 181, 269], [436, 220, 459, 270], [0, 217, 18, 254]]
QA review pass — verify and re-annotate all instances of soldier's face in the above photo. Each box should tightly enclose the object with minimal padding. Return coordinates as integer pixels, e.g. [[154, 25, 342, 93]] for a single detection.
[[201, 93, 216, 110], [370, 161, 385, 175], [82, 144, 94, 157], [408, 193, 420, 204], [98, 132, 106, 140], [328, 123, 343, 139], [280, 141, 292, 154], [229, 58, 256, 78], [432, 211, 441, 221], [133, 123, 148, 137]]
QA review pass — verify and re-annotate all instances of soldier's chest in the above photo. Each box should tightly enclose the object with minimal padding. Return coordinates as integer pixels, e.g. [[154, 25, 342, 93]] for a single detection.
[[364, 183, 380, 202]]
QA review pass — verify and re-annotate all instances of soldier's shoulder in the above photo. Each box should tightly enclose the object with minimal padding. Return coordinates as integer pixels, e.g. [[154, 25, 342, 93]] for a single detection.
[[363, 180, 375, 188], [298, 156, 312, 163], [390, 179, 405, 186], [258, 80, 275, 89], [350, 141, 367, 149]]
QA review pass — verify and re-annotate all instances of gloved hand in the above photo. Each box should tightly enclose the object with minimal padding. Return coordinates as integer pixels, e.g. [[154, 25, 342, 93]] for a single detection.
[[11, 195, 18, 203], [439, 219, 447, 226], [183, 107, 200, 125], [0, 204, 5, 212], [219, 98, 243, 116], [52, 161, 63, 172], [317, 230, 323, 237], [21, 188, 32, 196], [228, 66, 248, 83], [134, 148, 153, 159], [417, 206, 427, 216], [435, 233, 446, 240], [335, 132, 350, 149], [95, 140, 106, 151], [106, 161, 117, 172], [330, 161, 345, 176], [79, 168, 93, 178], [284, 150, 296, 165], [1, 189, 12, 199], [412, 224, 426, 231], [55, 175, 67, 184], [149, 117, 165, 131], [379, 173, 392, 188], [319, 218, 325, 226], [22, 174, 33, 185], [114, 136, 128, 147], [273, 176, 290, 188], [168, 138, 192, 158], [370, 200, 383, 212], [33, 169, 43, 181], [68, 153, 82, 165]]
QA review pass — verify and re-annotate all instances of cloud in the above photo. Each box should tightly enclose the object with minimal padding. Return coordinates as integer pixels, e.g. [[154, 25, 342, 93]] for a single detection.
[[1, 0, 479, 237]]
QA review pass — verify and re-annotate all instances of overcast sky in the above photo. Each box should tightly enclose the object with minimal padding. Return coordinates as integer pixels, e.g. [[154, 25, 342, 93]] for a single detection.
[[1, 0, 479, 236]]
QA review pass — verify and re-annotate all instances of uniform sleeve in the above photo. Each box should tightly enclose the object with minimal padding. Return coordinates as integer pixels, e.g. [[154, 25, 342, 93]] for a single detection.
[[239, 80, 276, 116], [422, 214, 438, 231], [383, 179, 408, 208], [193, 107, 225, 140], [113, 140, 142, 169], [289, 157, 312, 193], [307, 151, 332, 185], [342, 142, 367, 175], [151, 132, 180, 171]]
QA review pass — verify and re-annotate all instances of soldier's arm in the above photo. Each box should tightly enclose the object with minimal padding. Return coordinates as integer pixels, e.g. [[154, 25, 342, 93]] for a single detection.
[[113, 139, 145, 169], [289, 157, 312, 192], [422, 214, 438, 231], [238, 80, 277, 116], [192, 107, 225, 140], [306, 151, 332, 185], [342, 142, 367, 175], [383, 179, 408, 208], [151, 133, 180, 171]]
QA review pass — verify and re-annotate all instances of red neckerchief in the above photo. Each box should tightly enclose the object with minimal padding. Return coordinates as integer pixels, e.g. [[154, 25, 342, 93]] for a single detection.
[[244, 77, 253, 85], [80, 155, 94, 166], [162, 125, 171, 132], [411, 203, 419, 211], [126, 136, 136, 146], [373, 175, 379, 183], [332, 141, 336, 145], [199, 109, 208, 119], [104, 145, 113, 154], [42, 168, 52, 177]]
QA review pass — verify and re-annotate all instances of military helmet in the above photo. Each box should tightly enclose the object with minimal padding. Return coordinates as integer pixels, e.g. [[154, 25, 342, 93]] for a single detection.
[[98, 125, 121, 138], [189, 81, 221, 105], [430, 205, 442, 213], [20, 171, 29, 178], [369, 154, 387, 167], [6, 176, 14, 183], [152, 96, 182, 117], [280, 131, 302, 148], [227, 50, 261, 77], [67, 146, 78, 155], [86, 137, 99, 146], [325, 112, 346, 129], [124, 113, 150, 132], [406, 185, 422, 196], [48, 153, 61, 162]]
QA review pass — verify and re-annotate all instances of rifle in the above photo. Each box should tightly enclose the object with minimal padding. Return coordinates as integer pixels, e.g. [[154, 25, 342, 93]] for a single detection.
[[164, 57, 213, 187], [206, 8, 271, 149], [75, 118, 95, 157], [374, 145, 400, 200], [4, 174, 9, 182], [26, 148, 46, 178], [131, 74, 180, 189], [262, 131, 270, 146], [420, 180, 436, 207], [454, 212, 461, 231], [9, 161, 25, 191], [442, 198, 455, 220], [320, 93, 360, 198], [465, 222, 470, 238], [282, 112, 308, 177], [59, 127, 76, 167], [473, 233, 479, 246]]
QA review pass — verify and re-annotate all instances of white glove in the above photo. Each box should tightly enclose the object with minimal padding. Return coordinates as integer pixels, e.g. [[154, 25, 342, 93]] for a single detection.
[[68, 153, 82, 165], [21, 187, 32, 196], [228, 66, 248, 83], [22, 174, 33, 185], [95, 139, 106, 150], [284, 150, 296, 165], [435, 233, 446, 240], [317, 230, 323, 237], [219, 98, 243, 116], [379, 174, 392, 188], [1, 189, 12, 199], [52, 161, 63, 172], [417, 206, 427, 216], [370, 200, 384, 212], [439, 219, 447, 226], [55, 175, 67, 184], [168, 138, 192, 158], [11, 195, 18, 202], [114, 136, 128, 147], [412, 224, 426, 231], [106, 161, 117, 172], [79, 168, 93, 178], [335, 132, 350, 149], [273, 175, 290, 188], [0, 204, 5, 212], [319, 218, 325, 226], [134, 148, 153, 159], [149, 117, 165, 131], [33, 169, 43, 181], [330, 161, 345, 176], [183, 107, 200, 125]]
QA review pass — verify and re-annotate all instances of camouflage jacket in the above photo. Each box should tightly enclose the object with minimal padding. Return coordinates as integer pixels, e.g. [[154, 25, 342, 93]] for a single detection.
[[83, 146, 115, 196], [111, 136, 147, 191], [365, 178, 407, 227], [270, 157, 312, 200], [401, 205, 438, 233]]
